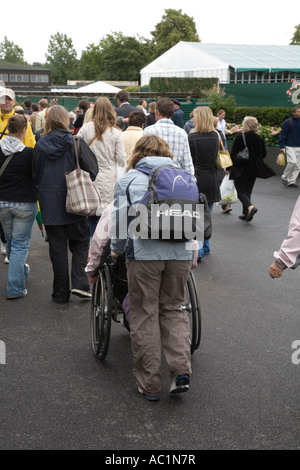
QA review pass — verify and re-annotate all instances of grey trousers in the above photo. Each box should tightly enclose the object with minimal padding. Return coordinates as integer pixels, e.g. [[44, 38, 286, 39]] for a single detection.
[[126, 258, 193, 397]]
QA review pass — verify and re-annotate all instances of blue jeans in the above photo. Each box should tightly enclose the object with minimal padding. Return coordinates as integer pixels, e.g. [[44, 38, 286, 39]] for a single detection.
[[0, 202, 38, 297], [198, 202, 214, 258]]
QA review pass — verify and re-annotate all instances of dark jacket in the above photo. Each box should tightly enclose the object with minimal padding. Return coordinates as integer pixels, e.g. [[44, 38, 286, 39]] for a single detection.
[[33, 129, 98, 225], [230, 131, 275, 180], [145, 113, 156, 128], [172, 108, 184, 128], [279, 115, 300, 148], [73, 112, 85, 135], [0, 147, 37, 203], [188, 131, 221, 203], [114, 103, 140, 130]]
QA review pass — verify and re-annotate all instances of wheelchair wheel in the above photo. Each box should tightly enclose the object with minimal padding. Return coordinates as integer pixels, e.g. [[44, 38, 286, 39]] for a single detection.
[[182, 272, 201, 354], [90, 265, 113, 360]]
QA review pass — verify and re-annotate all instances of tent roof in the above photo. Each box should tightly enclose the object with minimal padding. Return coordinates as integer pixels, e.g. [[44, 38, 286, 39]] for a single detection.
[[51, 81, 121, 94], [74, 81, 121, 93], [141, 42, 300, 73]]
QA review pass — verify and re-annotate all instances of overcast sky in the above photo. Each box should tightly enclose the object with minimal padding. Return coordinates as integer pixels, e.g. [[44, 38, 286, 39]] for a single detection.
[[1, 0, 298, 64]]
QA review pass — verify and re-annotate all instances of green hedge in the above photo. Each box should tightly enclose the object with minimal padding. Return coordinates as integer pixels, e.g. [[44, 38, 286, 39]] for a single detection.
[[211, 106, 291, 127], [149, 77, 218, 95]]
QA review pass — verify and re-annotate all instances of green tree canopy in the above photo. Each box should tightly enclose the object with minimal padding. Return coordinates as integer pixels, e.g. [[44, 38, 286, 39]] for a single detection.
[[78, 44, 102, 80], [46, 32, 78, 84], [80, 32, 152, 82], [150, 8, 200, 58], [0, 36, 27, 64], [290, 24, 300, 45]]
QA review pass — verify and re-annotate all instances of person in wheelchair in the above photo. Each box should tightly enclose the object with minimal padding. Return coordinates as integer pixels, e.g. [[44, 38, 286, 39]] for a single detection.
[[110, 135, 197, 401]]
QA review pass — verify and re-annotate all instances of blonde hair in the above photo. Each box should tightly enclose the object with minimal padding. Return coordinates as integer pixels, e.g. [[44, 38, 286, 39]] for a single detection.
[[242, 116, 259, 132], [127, 135, 173, 170], [43, 105, 70, 135], [92, 97, 117, 141], [83, 108, 93, 123], [192, 106, 215, 133], [148, 102, 156, 114]]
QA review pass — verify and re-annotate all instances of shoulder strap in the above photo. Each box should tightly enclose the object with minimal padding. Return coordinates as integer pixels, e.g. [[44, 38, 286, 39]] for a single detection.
[[125, 176, 141, 205], [88, 136, 97, 147], [72, 135, 81, 170], [242, 132, 248, 149], [0, 153, 15, 177], [0, 126, 8, 141]]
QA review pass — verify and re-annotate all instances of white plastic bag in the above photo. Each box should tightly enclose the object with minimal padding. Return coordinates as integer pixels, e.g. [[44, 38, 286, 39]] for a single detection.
[[218, 174, 237, 204]]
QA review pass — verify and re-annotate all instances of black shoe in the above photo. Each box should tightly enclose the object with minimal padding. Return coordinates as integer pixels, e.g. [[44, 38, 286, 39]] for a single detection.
[[52, 297, 69, 304], [246, 207, 258, 222], [239, 215, 247, 220], [288, 183, 299, 188]]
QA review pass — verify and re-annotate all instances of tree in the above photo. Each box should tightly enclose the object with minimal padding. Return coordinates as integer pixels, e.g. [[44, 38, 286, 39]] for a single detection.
[[150, 9, 200, 59], [45, 33, 78, 84], [97, 32, 152, 81], [0, 36, 27, 64], [78, 44, 102, 80], [290, 24, 300, 45]]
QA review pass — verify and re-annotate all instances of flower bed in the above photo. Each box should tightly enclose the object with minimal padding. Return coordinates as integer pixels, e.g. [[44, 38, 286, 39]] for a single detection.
[[226, 123, 281, 146]]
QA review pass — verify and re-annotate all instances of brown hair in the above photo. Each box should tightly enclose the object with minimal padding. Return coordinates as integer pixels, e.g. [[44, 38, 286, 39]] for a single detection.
[[116, 90, 129, 103], [7, 114, 27, 135], [156, 99, 174, 119], [127, 135, 173, 170], [43, 105, 70, 135], [92, 97, 117, 141], [78, 99, 90, 112], [128, 110, 146, 128]]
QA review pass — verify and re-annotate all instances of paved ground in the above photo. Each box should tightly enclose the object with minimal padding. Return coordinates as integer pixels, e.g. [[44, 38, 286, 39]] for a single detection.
[[0, 175, 299, 450]]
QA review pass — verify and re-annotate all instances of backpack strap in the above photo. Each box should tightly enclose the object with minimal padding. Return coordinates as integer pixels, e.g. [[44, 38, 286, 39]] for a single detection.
[[135, 167, 152, 176], [125, 169, 152, 204]]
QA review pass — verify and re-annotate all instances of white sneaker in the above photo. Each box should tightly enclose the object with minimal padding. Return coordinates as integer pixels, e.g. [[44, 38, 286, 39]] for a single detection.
[[7, 289, 28, 300], [71, 289, 92, 299], [4, 256, 9, 264], [1, 242, 6, 255], [25, 263, 30, 274]]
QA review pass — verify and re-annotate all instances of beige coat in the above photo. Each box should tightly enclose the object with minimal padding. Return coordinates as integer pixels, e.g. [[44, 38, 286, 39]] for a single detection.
[[78, 122, 126, 211], [122, 126, 143, 166]]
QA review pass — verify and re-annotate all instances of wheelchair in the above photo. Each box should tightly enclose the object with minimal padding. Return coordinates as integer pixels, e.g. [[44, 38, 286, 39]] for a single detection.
[[90, 255, 201, 361]]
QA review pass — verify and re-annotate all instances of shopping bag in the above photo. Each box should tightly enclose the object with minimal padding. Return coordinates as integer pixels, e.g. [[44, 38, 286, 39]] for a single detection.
[[65, 136, 101, 216], [218, 174, 238, 204], [276, 152, 285, 166]]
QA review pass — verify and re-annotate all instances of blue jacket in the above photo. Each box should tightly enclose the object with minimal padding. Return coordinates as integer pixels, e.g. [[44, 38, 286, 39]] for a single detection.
[[33, 129, 98, 225], [110, 156, 193, 261], [279, 115, 300, 148]]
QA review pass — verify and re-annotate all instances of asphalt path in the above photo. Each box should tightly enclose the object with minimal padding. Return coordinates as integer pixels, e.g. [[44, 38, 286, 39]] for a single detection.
[[0, 175, 299, 451]]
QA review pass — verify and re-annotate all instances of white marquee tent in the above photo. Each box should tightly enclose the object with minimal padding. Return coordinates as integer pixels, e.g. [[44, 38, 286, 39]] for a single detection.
[[140, 42, 300, 86]]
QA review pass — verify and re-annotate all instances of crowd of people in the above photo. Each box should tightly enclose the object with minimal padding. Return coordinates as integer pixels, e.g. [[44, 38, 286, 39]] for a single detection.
[[1, 85, 299, 401]]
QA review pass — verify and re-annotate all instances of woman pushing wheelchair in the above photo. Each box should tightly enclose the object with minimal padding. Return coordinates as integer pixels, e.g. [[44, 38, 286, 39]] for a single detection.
[[87, 135, 204, 401]]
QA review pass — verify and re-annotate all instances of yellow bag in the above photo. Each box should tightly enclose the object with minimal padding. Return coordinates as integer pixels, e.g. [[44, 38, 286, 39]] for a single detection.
[[216, 139, 233, 169], [276, 152, 285, 166]]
